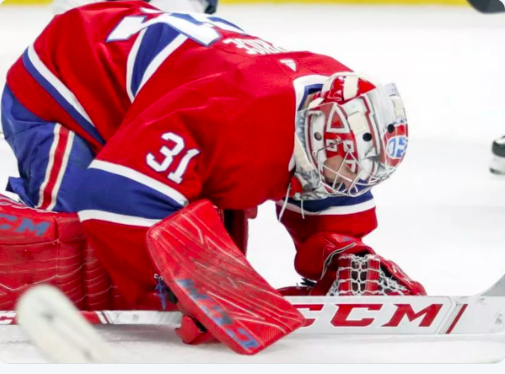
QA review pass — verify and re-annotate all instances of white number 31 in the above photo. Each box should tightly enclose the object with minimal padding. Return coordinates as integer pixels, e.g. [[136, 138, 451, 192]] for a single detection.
[[146, 132, 200, 184]]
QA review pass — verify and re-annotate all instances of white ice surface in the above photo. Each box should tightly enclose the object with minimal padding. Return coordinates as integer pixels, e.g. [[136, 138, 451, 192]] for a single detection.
[[1, 3, 505, 364]]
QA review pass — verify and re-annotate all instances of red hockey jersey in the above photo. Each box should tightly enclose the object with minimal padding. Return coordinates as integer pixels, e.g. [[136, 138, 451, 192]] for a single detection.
[[4, 1, 377, 307]]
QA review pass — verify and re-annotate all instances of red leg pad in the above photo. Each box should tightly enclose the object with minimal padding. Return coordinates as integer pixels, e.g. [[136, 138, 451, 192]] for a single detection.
[[0, 194, 127, 310], [0, 195, 86, 309]]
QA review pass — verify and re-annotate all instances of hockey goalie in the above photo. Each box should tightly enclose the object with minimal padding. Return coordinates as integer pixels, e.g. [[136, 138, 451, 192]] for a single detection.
[[0, 0, 425, 354]]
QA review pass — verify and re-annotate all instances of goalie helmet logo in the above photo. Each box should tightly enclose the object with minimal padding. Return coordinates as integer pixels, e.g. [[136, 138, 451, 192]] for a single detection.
[[384, 123, 408, 166]]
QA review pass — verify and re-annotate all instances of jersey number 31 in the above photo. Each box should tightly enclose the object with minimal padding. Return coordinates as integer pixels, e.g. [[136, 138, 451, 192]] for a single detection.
[[146, 132, 200, 184]]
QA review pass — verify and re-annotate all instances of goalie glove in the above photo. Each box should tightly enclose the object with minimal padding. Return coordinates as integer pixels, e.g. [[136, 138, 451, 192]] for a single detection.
[[287, 233, 426, 296]]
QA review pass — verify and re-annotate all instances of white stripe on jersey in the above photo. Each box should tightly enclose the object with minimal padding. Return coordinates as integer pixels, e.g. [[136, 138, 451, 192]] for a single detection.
[[89, 160, 189, 207], [126, 28, 147, 102], [27, 45, 95, 126], [37, 124, 60, 208], [47, 131, 74, 211], [276, 199, 376, 216], [78, 210, 161, 227]]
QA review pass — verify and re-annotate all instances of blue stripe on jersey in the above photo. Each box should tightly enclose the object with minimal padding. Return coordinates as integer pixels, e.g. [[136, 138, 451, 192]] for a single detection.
[[21, 49, 105, 146], [52, 133, 95, 212], [288, 191, 374, 213], [74, 167, 183, 220], [1, 85, 94, 212], [131, 23, 181, 98]]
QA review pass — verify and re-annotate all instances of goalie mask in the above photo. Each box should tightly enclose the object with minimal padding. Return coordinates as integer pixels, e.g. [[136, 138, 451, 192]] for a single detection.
[[290, 73, 409, 200]]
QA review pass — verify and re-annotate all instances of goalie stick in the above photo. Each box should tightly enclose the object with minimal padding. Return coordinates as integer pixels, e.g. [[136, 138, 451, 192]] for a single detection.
[[16, 285, 117, 363], [4, 273, 505, 336]]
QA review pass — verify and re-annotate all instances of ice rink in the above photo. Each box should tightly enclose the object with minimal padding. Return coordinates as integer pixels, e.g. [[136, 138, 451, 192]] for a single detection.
[[1, 2, 505, 363]]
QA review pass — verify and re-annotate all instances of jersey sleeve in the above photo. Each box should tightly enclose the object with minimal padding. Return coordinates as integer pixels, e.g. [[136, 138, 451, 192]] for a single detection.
[[276, 193, 378, 250], [74, 89, 205, 308]]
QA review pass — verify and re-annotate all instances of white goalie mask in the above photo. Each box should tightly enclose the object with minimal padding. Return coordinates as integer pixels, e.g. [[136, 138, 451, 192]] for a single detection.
[[290, 73, 409, 201]]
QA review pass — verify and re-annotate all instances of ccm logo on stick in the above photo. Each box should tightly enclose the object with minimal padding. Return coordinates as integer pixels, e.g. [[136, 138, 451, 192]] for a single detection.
[[295, 303, 444, 329]]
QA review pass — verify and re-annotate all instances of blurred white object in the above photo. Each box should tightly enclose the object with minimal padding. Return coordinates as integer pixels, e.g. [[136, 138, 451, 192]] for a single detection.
[[16, 285, 117, 363], [53, 0, 208, 15]]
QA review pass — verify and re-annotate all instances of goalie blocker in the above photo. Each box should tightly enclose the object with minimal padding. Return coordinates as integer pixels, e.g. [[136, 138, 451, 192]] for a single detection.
[[146, 200, 305, 355]]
